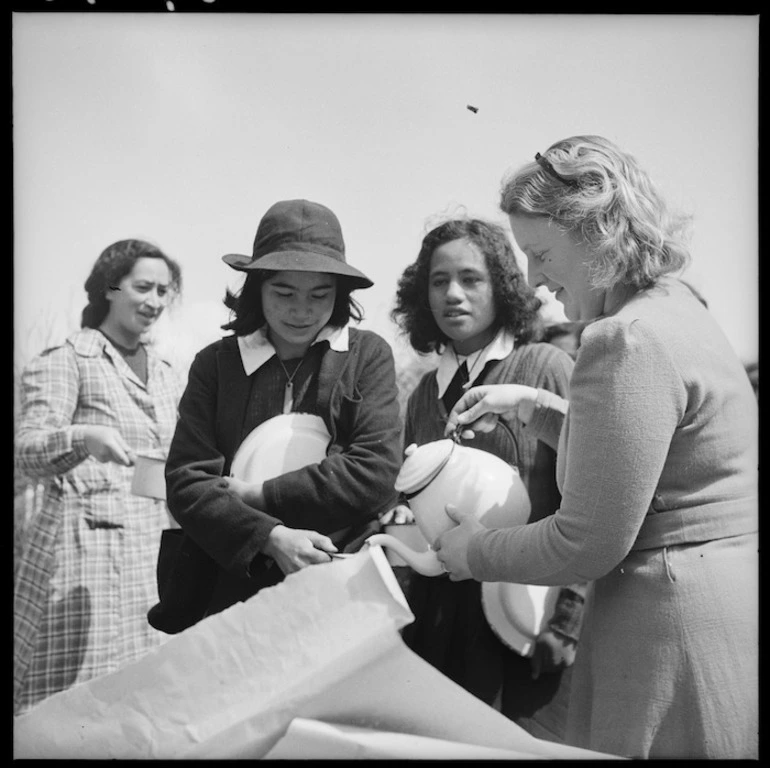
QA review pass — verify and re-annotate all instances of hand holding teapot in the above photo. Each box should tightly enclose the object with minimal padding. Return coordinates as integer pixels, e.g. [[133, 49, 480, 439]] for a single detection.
[[432, 503, 486, 581], [444, 384, 539, 439]]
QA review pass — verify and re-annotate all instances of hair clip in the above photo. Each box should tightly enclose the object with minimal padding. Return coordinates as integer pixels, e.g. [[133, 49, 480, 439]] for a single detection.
[[535, 152, 579, 188]]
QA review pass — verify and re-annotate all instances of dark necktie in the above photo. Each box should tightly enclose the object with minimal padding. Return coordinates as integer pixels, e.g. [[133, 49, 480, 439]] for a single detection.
[[442, 361, 469, 413]]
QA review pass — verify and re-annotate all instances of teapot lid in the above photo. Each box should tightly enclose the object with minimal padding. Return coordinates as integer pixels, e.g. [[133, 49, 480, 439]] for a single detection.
[[395, 440, 455, 496]]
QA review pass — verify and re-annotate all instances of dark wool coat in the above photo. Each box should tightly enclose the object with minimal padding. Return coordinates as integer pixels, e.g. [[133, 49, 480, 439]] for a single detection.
[[148, 328, 402, 633]]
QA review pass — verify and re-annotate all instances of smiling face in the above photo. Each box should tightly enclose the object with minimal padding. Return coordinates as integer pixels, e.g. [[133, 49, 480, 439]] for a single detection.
[[509, 214, 602, 322], [261, 270, 337, 358], [102, 256, 171, 346], [428, 238, 498, 355]]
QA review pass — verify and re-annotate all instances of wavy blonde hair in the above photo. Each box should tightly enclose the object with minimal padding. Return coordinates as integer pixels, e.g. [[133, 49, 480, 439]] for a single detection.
[[499, 135, 692, 290]]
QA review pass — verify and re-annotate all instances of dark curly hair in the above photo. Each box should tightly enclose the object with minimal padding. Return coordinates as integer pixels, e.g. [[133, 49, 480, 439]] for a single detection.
[[391, 218, 543, 354], [81, 239, 182, 329], [221, 270, 365, 337]]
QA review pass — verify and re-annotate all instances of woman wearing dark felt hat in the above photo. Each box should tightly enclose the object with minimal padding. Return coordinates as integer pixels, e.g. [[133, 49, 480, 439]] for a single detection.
[[148, 200, 402, 633]]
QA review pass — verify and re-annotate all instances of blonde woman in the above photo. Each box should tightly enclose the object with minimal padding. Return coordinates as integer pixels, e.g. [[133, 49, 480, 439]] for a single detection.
[[442, 136, 758, 759]]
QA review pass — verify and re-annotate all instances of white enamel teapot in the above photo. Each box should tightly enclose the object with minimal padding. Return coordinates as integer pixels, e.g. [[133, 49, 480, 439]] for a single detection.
[[367, 436, 531, 576]]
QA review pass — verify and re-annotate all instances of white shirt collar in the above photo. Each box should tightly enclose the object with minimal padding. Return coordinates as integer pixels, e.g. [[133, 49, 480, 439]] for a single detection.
[[435, 328, 515, 399], [237, 324, 349, 376]]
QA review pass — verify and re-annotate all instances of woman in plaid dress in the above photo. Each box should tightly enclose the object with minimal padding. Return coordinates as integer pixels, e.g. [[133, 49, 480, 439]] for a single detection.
[[14, 239, 183, 715]]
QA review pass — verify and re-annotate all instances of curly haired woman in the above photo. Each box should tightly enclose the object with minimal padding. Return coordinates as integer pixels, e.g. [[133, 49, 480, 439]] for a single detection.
[[391, 217, 585, 743]]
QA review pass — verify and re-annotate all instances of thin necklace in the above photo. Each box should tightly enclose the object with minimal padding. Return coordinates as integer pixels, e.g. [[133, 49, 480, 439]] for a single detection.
[[277, 356, 305, 414], [453, 342, 490, 391]]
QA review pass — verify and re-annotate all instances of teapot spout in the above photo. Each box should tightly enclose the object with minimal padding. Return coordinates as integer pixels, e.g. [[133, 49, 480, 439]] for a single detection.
[[366, 533, 444, 577]]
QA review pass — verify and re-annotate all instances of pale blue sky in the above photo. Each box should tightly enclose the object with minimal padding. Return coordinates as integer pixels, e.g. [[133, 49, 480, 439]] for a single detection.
[[13, 13, 758, 371]]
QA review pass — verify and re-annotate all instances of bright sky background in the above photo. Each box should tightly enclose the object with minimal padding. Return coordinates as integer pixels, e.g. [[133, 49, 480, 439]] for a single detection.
[[13, 12, 759, 377]]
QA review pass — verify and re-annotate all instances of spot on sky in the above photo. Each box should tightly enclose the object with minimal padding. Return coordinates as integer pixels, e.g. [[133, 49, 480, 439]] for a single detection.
[[466, 105, 479, 113]]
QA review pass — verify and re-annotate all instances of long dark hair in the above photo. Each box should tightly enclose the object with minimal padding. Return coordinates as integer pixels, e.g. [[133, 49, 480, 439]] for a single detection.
[[221, 270, 364, 336], [81, 239, 182, 329], [391, 218, 543, 354]]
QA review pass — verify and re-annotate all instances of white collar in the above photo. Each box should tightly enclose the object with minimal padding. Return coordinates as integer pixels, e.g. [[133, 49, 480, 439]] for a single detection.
[[237, 324, 349, 376], [435, 328, 515, 399]]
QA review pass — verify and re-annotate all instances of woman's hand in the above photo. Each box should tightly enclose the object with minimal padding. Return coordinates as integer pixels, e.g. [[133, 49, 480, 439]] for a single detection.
[[82, 425, 136, 466], [433, 504, 486, 581], [225, 477, 266, 508], [530, 628, 578, 679], [263, 524, 338, 575], [444, 384, 539, 439], [379, 504, 414, 525]]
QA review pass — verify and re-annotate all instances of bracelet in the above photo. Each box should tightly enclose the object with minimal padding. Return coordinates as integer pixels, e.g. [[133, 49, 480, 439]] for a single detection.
[[559, 587, 585, 603], [548, 588, 585, 640], [546, 624, 579, 644]]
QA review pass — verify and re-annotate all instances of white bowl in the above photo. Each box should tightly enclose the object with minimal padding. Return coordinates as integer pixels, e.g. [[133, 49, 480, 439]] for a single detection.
[[481, 582, 559, 657], [230, 413, 331, 484]]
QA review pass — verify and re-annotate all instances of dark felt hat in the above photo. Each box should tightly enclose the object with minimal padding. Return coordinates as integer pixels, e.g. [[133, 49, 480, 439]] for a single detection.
[[222, 199, 373, 289]]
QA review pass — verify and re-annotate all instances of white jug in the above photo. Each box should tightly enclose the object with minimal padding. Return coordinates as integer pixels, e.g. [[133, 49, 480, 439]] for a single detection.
[[368, 439, 531, 576]]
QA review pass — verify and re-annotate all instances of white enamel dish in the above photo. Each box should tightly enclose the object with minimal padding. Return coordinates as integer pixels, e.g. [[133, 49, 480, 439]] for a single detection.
[[230, 413, 331, 484], [480, 581, 560, 658]]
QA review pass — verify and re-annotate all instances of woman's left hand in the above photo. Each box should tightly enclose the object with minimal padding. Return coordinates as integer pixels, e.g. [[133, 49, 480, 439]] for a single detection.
[[530, 629, 578, 679], [433, 504, 486, 581], [379, 503, 414, 525]]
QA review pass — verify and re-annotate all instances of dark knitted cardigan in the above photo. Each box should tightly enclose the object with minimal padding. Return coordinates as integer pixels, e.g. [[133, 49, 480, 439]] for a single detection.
[[148, 328, 402, 633]]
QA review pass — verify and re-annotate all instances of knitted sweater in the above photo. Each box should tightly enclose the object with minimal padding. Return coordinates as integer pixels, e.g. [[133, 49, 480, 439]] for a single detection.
[[468, 277, 758, 585]]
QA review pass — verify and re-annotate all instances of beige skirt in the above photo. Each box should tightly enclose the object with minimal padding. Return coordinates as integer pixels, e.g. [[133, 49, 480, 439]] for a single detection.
[[565, 532, 758, 759]]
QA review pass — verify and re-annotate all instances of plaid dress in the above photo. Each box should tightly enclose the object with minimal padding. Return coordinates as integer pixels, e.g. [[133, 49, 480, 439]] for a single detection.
[[14, 329, 182, 714]]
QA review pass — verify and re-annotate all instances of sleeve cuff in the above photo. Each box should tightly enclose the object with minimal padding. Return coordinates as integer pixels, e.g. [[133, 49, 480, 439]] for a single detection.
[[466, 529, 490, 580], [70, 425, 90, 459], [262, 477, 280, 514]]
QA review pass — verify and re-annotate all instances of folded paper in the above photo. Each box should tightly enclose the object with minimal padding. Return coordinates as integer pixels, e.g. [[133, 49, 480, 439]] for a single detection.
[[14, 547, 411, 759], [14, 546, 619, 760], [264, 718, 561, 759]]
